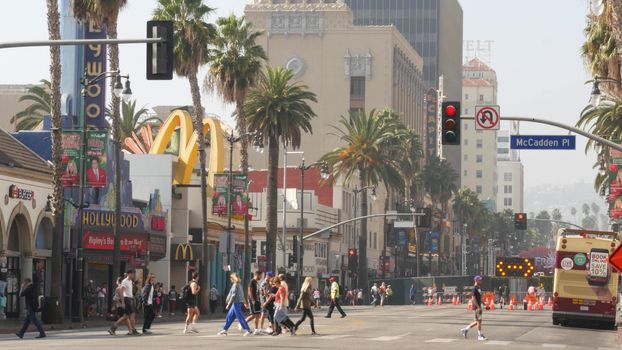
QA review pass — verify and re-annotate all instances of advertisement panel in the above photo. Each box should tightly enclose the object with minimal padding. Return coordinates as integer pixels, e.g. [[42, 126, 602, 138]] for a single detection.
[[86, 131, 108, 188], [212, 173, 249, 220], [608, 145, 622, 219], [425, 88, 438, 159], [61, 131, 81, 187]]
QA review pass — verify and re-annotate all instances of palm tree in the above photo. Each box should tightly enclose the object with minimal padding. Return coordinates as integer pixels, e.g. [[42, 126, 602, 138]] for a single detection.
[[73, 0, 127, 283], [154, 0, 216, 306], [423, 156, 458, 213], [10, 80, 51, 130], [245, 66, 317, 273], [320, 108, 408, 289], [46, 0, 64, 323], [105, 99, 159, 141], [206, 14, 266, 287]]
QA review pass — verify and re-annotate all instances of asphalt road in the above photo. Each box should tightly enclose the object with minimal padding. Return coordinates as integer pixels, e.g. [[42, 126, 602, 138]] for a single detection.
[[0, 305, 619, 349]]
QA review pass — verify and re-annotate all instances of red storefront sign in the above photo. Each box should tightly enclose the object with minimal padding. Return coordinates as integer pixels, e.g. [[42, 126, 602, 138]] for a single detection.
[[83, 231, 147, 252], [150, 216, 166, 231]]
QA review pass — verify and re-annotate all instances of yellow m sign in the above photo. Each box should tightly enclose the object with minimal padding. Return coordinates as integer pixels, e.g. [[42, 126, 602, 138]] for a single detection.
[[175, 243, 194, 261], [149, 109, 225, 190]]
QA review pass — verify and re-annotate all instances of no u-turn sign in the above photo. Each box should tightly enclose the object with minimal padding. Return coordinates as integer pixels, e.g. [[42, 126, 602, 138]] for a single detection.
[[475, 105, 500, 130]]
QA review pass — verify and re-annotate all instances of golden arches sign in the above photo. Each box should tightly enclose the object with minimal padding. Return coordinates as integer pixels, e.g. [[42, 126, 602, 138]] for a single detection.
[[150, 109, 225, 190]]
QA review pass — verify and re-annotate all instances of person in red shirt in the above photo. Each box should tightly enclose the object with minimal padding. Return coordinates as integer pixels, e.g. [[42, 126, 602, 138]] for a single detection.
[[86, 158, 106, 188]]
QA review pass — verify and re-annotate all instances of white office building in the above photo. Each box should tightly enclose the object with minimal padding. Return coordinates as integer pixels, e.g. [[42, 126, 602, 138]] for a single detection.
[[496, 128, 524, 212]]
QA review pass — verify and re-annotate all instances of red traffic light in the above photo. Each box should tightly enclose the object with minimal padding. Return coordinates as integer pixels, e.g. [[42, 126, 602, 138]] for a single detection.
[[515, 213, 526, 220], [445, 104, 456, 117], [348, 248, 357, 257]]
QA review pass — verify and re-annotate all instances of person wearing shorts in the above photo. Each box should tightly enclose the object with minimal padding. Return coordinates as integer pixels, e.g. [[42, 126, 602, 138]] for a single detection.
[[244, 271, 263, 334], [460, 276, 487, 341], [259, 272, 273, 332]]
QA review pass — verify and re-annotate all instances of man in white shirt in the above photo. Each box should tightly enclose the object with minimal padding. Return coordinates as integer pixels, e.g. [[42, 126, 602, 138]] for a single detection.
[[122, 270, 139, 335]]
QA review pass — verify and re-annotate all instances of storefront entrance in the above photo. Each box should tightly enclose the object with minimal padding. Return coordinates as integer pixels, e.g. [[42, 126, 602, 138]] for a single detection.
[[4, 256, 20, 318]]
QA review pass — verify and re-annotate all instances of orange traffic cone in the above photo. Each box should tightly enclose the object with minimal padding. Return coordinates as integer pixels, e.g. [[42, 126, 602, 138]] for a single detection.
[[548, 297, 553, 307], [490, 300, 496, 311], [427, 297, 433, 306], [527, 300, 533, 311], [467, 299, 473, 311], [437, 296, 442, 305], [508, 300, 514, 311]]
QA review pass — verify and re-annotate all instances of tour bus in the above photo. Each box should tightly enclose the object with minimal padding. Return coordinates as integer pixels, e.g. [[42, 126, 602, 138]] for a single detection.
[[552, 229, 619, 328]]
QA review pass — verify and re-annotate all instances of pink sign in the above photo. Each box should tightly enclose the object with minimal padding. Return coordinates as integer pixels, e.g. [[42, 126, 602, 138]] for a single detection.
[[83, 231, 147, 252]]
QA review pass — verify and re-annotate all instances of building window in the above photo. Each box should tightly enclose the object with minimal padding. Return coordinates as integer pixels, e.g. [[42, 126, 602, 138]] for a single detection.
[[504, 185, 513, 194], [479, 94, 484, 102], [464, 123, 468, 130], [476, 186, 482, 194], [504, 197, 513, 206], [504, 172, 512, 181], [464, 170, 467, 177], [465, 93, 469, 100], [476, 139, 483, 148], [350, 77, 365, 100], [464, 154, 468, 161], [476, 170, 483, 178], [464, 139, 468, 145], [476, 154, 483, 163], [465, 108, 469, 115]]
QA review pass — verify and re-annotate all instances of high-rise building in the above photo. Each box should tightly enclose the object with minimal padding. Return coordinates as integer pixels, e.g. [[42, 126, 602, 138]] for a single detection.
[[345, 0, 464, 177], [245, 0, 427, 281], [497, 128, 524, 212], [461, 58, 498, 210]]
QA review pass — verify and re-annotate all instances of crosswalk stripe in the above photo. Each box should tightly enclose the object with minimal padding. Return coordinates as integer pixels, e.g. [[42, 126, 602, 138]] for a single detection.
[[369, 332, 411, 341], [542, 344, 566, 348], [485, 341, 511, 346], [317, 334, 353, 340], [425, 338, 457, 343]]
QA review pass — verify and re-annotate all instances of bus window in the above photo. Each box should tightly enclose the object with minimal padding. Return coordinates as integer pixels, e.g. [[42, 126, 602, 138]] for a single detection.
[[587, 248, 610, 286]]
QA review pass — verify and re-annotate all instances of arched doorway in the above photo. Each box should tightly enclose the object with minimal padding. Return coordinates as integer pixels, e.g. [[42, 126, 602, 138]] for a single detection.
[[5, 212, 33, 318]]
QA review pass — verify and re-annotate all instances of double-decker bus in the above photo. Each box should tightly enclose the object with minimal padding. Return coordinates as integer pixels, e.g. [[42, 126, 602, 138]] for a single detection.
[[552, 229, 619, 328]]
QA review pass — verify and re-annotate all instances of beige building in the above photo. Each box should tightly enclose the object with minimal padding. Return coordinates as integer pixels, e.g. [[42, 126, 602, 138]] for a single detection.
[[245, 0, 427, 281], [461, 58, 498, 210], [0, 85, 31, 131], [496, 129, 524, 213]]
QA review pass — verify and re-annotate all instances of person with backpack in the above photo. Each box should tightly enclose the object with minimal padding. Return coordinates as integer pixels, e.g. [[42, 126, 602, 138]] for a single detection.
[[379, 282, 387, 307], [209, 284, 219, 314], [15, 278, 45, 339], [141, 274, 157, 334], [183, 272, 200, 334], [324, 277, 346, 318]]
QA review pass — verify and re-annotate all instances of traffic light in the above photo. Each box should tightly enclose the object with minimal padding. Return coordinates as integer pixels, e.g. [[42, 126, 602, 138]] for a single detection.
[[146, 20, 174, 80], [415, 207, 432, 228], [514, 212, 527, 230], [441, 101, 461, 145], [292, 235, 299, 261], [348, 248, 358, 272], [495, 257, 534, 277], [251, 240, 257, 262], [288, 254, 295, 268]]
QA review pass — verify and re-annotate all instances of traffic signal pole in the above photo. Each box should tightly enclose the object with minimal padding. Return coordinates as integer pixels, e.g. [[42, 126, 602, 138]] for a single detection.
[[302, 213, 425, 240], [0, 37, 164, 49]]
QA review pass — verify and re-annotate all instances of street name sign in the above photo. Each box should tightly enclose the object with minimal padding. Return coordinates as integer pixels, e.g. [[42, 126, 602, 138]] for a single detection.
[[475, 105, 500, 130], [510, 135, 576, 150]]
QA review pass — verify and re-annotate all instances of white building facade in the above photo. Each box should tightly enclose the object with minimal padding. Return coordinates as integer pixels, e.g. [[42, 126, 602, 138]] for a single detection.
[[496, 128, 524, 213]]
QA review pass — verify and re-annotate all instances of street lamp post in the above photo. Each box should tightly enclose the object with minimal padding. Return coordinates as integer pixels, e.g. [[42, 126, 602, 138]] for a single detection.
[[225, 131, 263, 291], [297, 158, 329, 292], [77, 70, 130, 323]]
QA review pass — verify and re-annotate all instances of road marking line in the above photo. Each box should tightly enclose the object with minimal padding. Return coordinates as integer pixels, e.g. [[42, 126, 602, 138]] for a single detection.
[[485, 341, 511, 346], [542, 344, 566, 348], [369, 332, 411, 341], [317, 334, 353, 340], [425, 338, 457, 343]]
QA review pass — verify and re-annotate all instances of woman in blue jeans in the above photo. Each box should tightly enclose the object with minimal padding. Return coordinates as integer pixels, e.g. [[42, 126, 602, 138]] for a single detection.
[[218, 272, 251, 336]]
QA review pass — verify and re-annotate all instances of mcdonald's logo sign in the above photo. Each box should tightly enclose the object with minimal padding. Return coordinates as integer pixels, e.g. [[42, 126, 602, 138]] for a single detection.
[[149, 109, 225, 189], [175, 243, 194, 261]]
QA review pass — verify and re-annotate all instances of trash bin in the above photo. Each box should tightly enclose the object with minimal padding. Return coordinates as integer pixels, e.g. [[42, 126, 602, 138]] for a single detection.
[[41, 297, 61, 324]]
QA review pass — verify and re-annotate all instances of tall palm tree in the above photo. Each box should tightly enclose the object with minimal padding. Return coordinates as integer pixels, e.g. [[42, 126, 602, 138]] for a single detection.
[[73, 0, 127, 283], [10, 80, 51, 130], [206, 14, 266, 288], [154, 0, 216, 306], [245, 66, 317, 273], [321, 108, 408, 290], [423, 156, 458, 212], [46, 0, 64, 323]]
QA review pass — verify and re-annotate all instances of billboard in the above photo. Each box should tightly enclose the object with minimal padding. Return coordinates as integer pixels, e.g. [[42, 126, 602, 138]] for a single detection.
[[61, 131, 108, 188], [212, 173, 249, 221], [83, 21, 107, 129]]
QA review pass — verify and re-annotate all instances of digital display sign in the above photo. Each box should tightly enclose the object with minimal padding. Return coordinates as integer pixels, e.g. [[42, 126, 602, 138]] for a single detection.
[[495, 257, 535, 277]]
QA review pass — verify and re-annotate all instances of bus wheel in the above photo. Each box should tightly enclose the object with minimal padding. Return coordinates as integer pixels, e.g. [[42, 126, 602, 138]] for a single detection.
[[552, 318, 560, 326]]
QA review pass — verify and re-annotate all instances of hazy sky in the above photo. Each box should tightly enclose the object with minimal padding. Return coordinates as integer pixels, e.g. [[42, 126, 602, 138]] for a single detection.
[[0, 0, 599, 192]]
